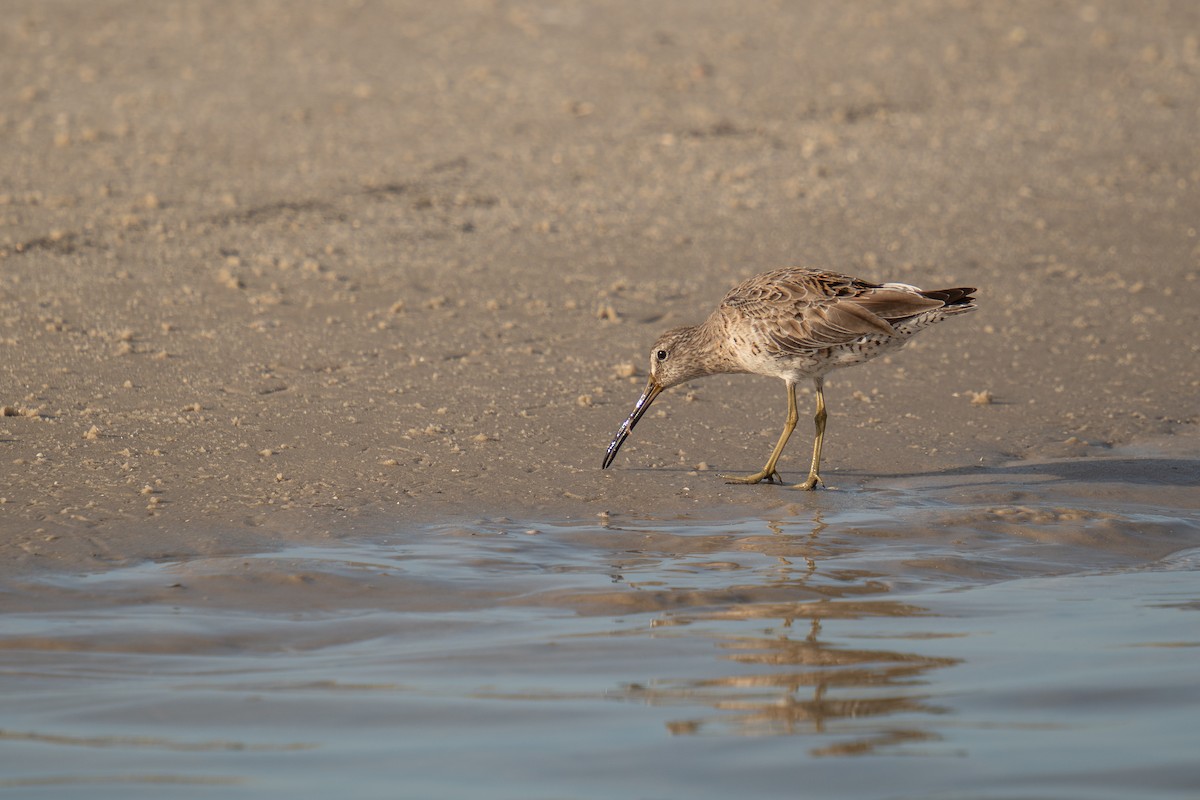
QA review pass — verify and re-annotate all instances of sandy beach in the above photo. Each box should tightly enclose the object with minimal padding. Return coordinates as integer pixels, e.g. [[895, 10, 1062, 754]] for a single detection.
[[3, 0, 1198, 562], [3, 3, 1200, 796]]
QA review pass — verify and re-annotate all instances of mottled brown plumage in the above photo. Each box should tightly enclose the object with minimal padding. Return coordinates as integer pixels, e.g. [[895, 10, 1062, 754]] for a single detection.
[[602, 267, 977, 489]]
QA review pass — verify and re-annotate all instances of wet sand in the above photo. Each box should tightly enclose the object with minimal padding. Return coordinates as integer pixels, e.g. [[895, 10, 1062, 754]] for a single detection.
[[2, 0, 1198, 571]]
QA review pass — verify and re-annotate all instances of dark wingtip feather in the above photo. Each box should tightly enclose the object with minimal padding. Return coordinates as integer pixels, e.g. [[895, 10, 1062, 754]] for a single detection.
[[922, 287, 976, 306]]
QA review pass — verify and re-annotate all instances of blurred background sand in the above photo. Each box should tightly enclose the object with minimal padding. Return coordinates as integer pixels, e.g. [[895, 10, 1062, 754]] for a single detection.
[[2, 0, 1197, 571]]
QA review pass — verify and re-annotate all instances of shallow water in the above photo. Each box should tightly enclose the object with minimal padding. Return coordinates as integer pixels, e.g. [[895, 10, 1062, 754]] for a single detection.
[[2, 465, 1200, 799]]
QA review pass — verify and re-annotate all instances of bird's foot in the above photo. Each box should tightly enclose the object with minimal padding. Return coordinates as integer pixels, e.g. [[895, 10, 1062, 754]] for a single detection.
[[722, 468, 784, 485], [792, 473, 823, 491]]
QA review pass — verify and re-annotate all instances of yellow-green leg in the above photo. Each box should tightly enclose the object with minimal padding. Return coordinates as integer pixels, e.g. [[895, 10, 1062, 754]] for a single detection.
[[793, 376, 826, 490], [723, 381, 798, 485]]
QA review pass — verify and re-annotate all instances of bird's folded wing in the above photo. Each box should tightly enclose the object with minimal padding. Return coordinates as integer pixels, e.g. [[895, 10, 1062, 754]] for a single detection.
[[849, 288, 945, 321]]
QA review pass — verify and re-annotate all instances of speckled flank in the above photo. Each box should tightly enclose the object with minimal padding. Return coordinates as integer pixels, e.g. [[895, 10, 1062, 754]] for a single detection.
[[603, 267, 977, 488]]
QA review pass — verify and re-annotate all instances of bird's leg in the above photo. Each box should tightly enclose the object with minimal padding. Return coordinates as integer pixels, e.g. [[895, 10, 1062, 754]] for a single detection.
[[723, 382, 798, 485], [793, 376, 826, 490]]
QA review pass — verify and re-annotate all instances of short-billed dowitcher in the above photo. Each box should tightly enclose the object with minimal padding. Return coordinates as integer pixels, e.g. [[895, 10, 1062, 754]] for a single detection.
[[602, 267, 977, 489]]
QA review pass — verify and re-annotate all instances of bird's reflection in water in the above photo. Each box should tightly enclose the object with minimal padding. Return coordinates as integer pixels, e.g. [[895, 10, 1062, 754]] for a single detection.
[[608, 514, 960, 753]]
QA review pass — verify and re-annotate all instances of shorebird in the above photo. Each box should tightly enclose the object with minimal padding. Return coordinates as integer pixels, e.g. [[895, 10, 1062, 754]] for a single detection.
[[602, 267, 977, 489]]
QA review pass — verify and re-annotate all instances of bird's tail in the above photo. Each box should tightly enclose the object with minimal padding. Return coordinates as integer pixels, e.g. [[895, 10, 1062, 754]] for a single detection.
[[921, 286, 977, 312]]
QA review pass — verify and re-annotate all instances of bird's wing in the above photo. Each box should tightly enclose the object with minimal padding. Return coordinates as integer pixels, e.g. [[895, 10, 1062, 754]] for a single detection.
[[849, 288, 947, 322], [722, 271, 944, 355]]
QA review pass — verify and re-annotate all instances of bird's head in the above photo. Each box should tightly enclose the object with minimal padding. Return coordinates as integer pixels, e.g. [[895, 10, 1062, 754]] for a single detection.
[[602, 325, 711, 469]]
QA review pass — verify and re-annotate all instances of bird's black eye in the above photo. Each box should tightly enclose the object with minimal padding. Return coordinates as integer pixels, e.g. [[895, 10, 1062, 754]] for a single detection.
[[656, 349, 668, 361]]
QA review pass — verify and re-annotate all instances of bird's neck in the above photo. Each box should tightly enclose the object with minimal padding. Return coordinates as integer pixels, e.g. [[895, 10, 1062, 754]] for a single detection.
[[692, 316, 751, 377]]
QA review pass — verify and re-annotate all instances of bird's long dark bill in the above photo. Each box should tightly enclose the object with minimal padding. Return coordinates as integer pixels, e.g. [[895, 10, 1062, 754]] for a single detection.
[[602, 377, 663, 469]]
